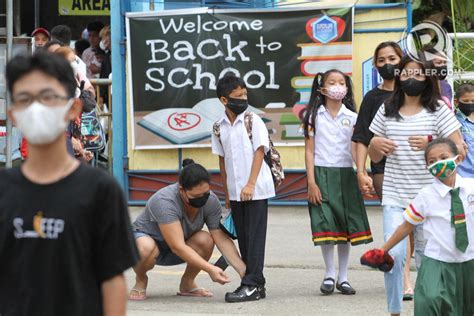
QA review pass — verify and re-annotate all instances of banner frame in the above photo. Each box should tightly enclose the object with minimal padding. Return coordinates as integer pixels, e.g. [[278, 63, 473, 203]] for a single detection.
[[126, 5, 354, 150]]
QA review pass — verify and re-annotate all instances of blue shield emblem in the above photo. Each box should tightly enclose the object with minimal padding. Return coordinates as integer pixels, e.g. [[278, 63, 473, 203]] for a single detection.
[[312, 16, 338, 44]]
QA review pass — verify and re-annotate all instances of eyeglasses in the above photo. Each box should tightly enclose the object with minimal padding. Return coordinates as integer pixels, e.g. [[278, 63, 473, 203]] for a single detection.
[[12, 91, 70, 108]]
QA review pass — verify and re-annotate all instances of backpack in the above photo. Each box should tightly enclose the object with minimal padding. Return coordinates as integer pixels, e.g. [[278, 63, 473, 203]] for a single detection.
[[213, 111, 284, 188], [81, 109, 106, 152]]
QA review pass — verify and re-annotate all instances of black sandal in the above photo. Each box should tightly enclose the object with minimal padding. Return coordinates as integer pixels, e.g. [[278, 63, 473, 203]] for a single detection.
[[320, 277, 335, 295], [336, 281, 356, 295]]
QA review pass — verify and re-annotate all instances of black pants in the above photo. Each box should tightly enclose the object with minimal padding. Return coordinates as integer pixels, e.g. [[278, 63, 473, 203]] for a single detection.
[[230, 199, 268, 287]]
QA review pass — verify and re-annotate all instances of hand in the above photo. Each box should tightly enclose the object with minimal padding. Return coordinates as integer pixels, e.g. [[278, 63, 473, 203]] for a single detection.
[[90, 64, 100, 74], [71, 137, 83, 152], [408, 136, 429, 151], [370, 136, 398, 156], [357, 172, 374, 195], [209, 266, 230, 285], [240, 183, 255, 201], [308, 182, 322, 205], [83, 150, 94, 162], [360, 248, 394, 272]]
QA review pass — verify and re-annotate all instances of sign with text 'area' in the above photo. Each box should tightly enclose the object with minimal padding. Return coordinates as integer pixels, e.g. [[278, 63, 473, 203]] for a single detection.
[[126, 6, 353, 149], [59, 0, 110, 16]]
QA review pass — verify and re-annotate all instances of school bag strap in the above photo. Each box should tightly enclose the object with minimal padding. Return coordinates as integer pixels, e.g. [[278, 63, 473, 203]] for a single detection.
[[243, 111, 284, 188], [212, 111, 284, 188], [212, 121, 222, 145]]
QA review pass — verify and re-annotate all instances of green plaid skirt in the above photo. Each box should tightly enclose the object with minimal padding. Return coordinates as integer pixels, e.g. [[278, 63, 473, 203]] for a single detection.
[[309, 166, 373, 246]]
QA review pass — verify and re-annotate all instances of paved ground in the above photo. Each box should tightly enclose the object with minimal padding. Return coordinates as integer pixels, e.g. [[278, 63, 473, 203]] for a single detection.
[[126, 206, 416, 315]]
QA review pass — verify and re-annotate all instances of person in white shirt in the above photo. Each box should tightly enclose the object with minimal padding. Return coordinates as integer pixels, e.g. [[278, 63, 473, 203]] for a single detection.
[[211, 74, 275, 303], [301, 69, 373, 297], [362, 138, 474, 315], [368, 55, 466, 316], [82, 21, 104, 79]]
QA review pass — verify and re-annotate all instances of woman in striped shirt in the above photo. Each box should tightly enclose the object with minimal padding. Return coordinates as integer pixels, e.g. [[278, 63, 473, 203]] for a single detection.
[[368, 55, 466, 316]]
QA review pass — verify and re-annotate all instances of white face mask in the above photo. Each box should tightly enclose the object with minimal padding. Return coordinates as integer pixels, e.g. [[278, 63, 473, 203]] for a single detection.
[[99, 40, 107, 51], [12, 100, 73, 145]]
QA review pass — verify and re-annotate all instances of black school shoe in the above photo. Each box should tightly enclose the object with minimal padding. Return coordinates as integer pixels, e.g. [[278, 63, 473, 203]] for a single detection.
[[225, 285, 261, 303], [320, 277, 335, 295], [336, 281, 356, 295]]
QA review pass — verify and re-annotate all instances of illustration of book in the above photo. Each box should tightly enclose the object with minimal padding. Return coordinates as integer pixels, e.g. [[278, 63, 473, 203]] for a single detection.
[[296, 88, 311, 104], [291, 76, 314, 89], [301, 59, 352, 76], [138, 98, 266, 144], [297, 42, 352, 60], [280, 113, 304, 140]]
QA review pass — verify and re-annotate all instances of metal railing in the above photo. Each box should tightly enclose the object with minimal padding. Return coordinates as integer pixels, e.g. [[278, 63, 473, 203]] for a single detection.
[[448, 33, 474, 86]]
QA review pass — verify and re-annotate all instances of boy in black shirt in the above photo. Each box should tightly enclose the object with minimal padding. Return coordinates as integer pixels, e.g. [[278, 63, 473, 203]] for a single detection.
[[0, 52, 138, 315]]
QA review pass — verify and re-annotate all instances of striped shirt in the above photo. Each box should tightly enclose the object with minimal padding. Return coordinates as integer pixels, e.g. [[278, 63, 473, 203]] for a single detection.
[[369, 102, 461, 208]]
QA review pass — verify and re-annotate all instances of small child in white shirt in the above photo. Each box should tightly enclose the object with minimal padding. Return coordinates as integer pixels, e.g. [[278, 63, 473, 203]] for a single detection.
[[361, 138, 474, 315]]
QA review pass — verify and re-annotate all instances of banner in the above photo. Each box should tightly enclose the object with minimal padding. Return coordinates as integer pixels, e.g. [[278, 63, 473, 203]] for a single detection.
[[59, 0, 110, 16], [127, 6, 354, 149]]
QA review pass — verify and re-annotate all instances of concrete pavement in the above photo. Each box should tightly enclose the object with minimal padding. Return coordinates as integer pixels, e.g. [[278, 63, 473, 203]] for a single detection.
[[126, 206, 416, 315]]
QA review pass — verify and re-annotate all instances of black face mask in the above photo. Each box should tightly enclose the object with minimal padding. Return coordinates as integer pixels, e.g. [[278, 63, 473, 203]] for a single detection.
[[226, 97, 248, 115], [377, 63, 397, 80], [187, 191, 210, 208], [435, 65, 448, 80], [458, 102, 474, 116], [400, 78, 426, 97]]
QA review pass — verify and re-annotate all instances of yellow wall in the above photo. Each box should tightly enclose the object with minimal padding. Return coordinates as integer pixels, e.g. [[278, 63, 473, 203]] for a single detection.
[[127, 5, 407, 171]]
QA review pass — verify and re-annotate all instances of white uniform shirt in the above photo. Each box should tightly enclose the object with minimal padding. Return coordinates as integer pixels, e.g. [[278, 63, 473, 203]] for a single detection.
[[308, 104, 356, 168], [211, 112, 275, 201], [404, 175, 474, 263]]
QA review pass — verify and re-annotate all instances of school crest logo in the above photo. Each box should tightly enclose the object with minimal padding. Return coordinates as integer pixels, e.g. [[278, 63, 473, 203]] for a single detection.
[[467, 194, 474, 207], [310, 16, 338, 44], [341, 118, 351, 127]]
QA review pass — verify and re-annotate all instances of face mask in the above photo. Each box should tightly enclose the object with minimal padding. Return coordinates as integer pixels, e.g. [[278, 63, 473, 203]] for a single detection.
[[458, 102, 474, 116], [226, 97, 248, 115], [323, 85, 347, 100], [400, 78, 426, 97], [70, 61, 79, 75], [12, 100, 73, 145], [377, 63, 397, 80], [99, 40, 107, 51], [435, 65, 448, 80], [427, 156, 459, 179], [187, 191, 210, 208]]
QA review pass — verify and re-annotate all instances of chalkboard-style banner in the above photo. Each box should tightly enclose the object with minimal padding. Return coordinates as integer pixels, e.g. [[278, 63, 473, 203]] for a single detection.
[[126, 6, 353, 149]]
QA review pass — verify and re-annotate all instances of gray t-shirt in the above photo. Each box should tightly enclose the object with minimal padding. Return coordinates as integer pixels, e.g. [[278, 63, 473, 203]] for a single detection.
[[133, 183, 221, 241]]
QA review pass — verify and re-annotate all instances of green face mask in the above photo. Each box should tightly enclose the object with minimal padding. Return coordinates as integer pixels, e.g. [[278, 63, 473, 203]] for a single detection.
[[427, 156, 459, 179]]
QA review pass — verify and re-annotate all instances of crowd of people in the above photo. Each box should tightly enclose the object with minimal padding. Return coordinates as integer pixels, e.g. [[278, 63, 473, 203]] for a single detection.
[[0, 30, 473, 316], [28, 23, 111, 163]]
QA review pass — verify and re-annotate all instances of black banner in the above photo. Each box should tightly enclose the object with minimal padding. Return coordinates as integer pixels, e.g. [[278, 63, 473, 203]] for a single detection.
[[127, 7, 353, 148]]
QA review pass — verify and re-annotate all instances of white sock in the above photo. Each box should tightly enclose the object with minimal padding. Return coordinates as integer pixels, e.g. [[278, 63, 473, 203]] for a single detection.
[[337, 243, 350, 284], [321, 244, 336, 284]]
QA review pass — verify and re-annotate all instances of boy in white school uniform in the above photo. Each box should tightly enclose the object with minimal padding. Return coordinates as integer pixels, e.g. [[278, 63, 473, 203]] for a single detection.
[[212, 74, 275, 303]]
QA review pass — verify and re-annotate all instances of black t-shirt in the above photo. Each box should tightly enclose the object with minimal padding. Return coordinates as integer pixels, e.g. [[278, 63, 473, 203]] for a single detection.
[[352, 87, 393, 174], [0, 164, 139, 316]]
